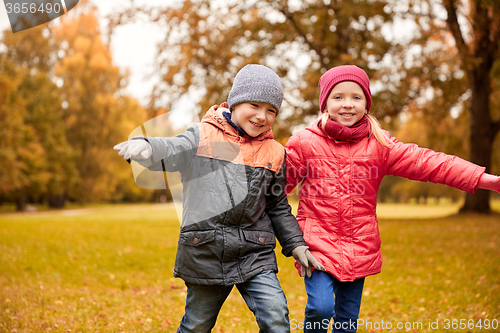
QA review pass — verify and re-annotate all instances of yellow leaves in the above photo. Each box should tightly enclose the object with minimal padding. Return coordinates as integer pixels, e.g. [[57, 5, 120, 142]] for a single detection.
[[66, 114, 77, 128], [89, 53, 110, 71], [55, 53, 85, 77], [476, 275, 486, 283], [161, 319, 172, 328], [0, 3, 138, 204], [74, 36, 92, 53], [55, 8, 100, 43]]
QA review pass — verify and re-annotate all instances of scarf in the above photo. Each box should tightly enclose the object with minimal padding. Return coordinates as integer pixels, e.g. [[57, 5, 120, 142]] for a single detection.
[[318, 115, 370, 142]]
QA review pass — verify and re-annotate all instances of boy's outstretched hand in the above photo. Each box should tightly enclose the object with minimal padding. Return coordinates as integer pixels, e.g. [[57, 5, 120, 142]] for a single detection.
[[114, 140, 152, 161], [478, 173, 500, 193], [292, 246, 326, 278]]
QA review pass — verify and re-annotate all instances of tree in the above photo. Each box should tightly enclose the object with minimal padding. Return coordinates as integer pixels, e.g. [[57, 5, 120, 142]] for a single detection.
[[110, 0, 499, 212], [441, 0, 500, 212], [0, 59, 34, 210], [52, 1, 148, 202], [17, 70, 78, 208], [394, 0, 500, 211], [374, 0, 500, 211], [1, 1, 149, 208], [1, 26, 73, 210], [109, 0, 395, 131]]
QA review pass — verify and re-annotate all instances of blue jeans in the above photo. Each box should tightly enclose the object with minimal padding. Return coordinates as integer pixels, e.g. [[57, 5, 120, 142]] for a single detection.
[[304, 270, 364, 333], [177, 270, 290, 333]]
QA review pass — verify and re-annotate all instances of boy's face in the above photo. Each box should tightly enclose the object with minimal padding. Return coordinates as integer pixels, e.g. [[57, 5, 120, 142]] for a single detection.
[[231, 102, 277, 137], [325, 81, 367, 127]]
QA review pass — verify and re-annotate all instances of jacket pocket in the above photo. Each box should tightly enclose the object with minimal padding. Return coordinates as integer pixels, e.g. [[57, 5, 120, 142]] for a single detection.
[[242, 230, 276, 246], [178, 230, 215, 247]]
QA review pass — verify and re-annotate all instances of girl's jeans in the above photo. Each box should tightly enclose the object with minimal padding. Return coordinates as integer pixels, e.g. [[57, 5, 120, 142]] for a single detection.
[[304, 270, 365, 333], [177, 270, 290, 333]]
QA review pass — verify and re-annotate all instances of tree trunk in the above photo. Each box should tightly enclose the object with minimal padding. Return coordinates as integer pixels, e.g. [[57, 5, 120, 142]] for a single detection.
[[442, 0, 499, 214], [15, 196, 26, 212], [460, 65, 493, 213], [48, 194, 66, 209]]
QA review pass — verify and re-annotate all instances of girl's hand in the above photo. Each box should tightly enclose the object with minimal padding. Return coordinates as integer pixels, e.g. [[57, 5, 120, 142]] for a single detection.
[[478, 173, 500, 193]]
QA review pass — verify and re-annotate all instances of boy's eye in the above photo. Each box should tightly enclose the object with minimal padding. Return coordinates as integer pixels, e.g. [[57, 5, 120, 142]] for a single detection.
[[268, 109, 277, 114]]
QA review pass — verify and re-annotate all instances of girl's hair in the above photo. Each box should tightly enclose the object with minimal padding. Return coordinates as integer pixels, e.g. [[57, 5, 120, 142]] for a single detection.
[[320, 112, 390, 147]]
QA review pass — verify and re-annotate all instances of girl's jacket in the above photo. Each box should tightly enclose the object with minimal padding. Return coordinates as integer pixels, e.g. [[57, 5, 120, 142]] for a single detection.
[[285, 122, 485, 282], [138, 106, 306, 286]]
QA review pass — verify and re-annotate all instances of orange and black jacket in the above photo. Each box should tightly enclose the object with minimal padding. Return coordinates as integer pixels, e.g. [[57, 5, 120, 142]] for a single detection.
[[137, 105, 306, 286]]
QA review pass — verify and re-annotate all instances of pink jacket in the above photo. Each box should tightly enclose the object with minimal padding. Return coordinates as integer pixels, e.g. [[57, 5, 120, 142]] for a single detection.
[[285, 122, 485, 282]]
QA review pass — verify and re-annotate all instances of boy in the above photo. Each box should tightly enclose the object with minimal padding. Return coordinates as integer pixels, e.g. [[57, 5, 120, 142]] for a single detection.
[[114, 64, 324, 333]]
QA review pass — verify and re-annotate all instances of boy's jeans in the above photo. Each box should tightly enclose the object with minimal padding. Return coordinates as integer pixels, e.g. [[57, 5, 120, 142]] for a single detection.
[[304, 270, 365, 333], [177, 270, 290, 333]]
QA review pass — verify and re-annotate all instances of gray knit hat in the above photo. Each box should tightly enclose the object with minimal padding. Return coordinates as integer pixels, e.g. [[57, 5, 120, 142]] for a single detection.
[[227, 64, 284, 113]]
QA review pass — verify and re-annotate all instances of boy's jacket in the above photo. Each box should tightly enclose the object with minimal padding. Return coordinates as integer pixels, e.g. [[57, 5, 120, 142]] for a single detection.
[[286, 121, 485, 282], [139, 106, 306, 285]]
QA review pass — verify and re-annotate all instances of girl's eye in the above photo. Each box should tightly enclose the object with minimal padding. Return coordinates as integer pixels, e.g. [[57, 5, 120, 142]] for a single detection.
[[332, 96, 342, 100], [268, 109, 277, 114]]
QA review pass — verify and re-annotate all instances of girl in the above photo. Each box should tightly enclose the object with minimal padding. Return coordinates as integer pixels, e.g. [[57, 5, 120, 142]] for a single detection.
[[284, 65, 500, 333]]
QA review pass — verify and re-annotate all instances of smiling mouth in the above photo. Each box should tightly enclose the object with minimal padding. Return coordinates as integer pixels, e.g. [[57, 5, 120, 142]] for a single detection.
[[340, 114, 355, 117], [250, 121, 264, 127]]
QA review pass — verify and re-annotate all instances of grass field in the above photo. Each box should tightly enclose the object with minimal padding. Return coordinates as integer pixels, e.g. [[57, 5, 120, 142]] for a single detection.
[[1, 202, 499, 332]]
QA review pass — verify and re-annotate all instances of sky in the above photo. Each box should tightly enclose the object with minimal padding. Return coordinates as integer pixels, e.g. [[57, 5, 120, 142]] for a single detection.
[[0, 0, 165, 106]]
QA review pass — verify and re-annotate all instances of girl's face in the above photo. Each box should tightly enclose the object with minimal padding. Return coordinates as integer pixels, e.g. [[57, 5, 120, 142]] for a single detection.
[[325, 81, 367, 127], [231, 102, 277, 137]]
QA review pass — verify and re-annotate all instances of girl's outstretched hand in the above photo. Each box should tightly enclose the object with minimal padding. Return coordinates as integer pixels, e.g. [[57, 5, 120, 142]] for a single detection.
[[114, 139, 152, 161], [478, 173, 500, 193], [292, 246, 326, 278]]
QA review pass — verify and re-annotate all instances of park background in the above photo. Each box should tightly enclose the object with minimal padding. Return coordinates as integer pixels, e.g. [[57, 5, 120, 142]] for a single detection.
[[1, 0, 499, 332]]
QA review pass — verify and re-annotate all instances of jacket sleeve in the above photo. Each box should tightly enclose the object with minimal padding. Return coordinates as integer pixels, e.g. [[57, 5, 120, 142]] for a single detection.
[[284, 132, 307, 194], [266, 155, 307, 257], [384, 135, 485, 193], [135, 125, 199, 172]]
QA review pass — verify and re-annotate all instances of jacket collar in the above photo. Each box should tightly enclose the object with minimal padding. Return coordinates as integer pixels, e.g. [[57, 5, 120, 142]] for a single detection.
[[306, 115, 329, 138]]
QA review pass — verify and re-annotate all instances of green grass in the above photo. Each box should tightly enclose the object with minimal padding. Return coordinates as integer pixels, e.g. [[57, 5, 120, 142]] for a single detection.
[[1, 203, 499, 332], [376, 199, 500, 219]]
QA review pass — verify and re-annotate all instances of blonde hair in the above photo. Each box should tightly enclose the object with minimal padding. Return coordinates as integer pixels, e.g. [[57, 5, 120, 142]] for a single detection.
[[320, 112, 390, 147]]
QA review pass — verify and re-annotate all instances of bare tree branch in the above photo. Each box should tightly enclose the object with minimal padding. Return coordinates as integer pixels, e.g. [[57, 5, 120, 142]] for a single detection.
[[278, 5, 329, 69], [442, 0, 472, 67]]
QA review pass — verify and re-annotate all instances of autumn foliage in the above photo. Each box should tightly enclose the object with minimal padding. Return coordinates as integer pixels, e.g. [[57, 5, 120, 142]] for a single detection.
[[1, 0, 499, 212], [0, 1, 149, 210]]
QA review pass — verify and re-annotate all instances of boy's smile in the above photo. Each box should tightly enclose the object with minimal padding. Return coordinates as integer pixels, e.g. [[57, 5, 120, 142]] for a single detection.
[[231, 102, 277, 137], [325, 81, 367, 127]]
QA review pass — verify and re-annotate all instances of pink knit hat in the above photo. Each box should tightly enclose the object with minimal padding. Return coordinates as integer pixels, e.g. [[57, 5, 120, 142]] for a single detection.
[[319, 65, 372, 112]]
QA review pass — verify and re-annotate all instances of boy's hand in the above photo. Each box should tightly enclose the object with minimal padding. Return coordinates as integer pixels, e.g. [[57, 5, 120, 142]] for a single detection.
[[292, 246, 326, 278], [114, 140, 152, 161]]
